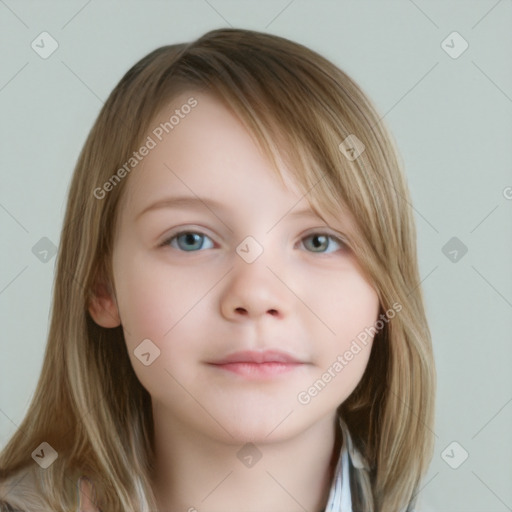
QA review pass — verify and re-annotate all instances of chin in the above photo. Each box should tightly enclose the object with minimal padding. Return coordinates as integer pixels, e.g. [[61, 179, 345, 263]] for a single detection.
[[215, 414, 303, 445]]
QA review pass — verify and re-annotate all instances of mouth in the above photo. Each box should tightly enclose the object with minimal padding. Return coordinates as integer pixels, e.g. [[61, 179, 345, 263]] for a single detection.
[[206, 350, 307, 379]]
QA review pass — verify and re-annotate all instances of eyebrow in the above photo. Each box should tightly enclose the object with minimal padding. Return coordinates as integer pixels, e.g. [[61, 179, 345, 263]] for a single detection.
[[136, 196, 226, 220], [135, 195, 323, 221]]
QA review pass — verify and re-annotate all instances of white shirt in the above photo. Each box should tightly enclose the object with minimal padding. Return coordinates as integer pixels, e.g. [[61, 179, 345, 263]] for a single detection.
[[323, 417, 356, 512], [323, 427, 352, 511], [325, 417, 431, 512]]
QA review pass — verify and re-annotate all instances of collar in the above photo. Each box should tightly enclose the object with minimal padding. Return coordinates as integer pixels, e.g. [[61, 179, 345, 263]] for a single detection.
[[324, 416, 370, 511]]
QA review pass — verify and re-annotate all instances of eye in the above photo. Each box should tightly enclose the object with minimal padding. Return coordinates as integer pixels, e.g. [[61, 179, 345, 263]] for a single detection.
[[301, 233, 346, 254], [160, 231, 214, 252], [160, 230, 347, 254]]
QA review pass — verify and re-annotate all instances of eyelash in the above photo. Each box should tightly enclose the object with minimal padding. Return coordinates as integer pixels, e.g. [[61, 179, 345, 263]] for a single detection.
[[159, 229, 348, 255]]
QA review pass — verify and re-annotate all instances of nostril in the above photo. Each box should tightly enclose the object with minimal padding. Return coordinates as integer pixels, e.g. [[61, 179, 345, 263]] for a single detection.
[[235, 307, 247, 314]]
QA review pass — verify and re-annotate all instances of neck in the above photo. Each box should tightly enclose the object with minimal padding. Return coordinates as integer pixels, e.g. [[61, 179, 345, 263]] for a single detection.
[[151, 405, 342, 512]]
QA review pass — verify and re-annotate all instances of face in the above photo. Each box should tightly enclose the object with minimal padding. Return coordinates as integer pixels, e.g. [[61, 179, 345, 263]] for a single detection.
[[92, 91, 380, 444]]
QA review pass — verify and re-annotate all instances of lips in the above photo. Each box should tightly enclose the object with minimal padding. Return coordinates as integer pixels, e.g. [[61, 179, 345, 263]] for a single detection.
[[209, 350, 302, 365], [206, 350, 306, 379]]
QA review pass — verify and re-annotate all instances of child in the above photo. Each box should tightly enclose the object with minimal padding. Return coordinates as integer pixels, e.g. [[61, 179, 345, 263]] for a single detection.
[[0, 28, 435, 511]]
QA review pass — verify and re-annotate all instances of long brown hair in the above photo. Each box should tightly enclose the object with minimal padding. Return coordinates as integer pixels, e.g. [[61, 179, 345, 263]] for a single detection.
[[0, 28, 435, 511]]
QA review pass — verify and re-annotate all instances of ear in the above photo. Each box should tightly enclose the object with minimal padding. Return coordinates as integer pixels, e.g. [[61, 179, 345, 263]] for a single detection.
[[88, 279, 121, 328]]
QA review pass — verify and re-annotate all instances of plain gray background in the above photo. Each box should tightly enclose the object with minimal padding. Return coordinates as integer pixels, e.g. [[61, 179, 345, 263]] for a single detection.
[[1, 1, 511, 510]]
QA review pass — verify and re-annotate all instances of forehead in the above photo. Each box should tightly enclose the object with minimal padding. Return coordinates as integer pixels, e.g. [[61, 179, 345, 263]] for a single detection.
[[119, 91, 302, 208], [117, 89, 360, 240]]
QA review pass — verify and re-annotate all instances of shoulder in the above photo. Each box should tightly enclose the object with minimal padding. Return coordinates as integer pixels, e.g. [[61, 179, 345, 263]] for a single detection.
[[0, 468, 49, 511], [0, 469, 100, 512]]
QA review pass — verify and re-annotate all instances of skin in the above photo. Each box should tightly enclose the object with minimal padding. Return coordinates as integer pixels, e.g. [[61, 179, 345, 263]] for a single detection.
[[78, 478, 97, 512], [89, 91, 380, 512]]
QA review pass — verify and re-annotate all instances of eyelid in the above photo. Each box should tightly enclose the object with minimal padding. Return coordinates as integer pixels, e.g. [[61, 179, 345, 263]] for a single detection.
[[301, 228, 350, 250], [158, 225, 218, 247]]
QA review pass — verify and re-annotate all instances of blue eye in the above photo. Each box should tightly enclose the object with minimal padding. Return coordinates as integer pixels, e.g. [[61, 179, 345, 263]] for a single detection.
[[161, 230, 346, 254], [301, 233, 344, 254], [162, 231, 215, 252]]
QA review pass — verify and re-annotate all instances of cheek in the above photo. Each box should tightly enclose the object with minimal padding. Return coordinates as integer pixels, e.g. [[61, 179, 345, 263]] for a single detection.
[[113, 259, 205, 396], [111, 245, 225, 408], [115, 276, 174, 344], [308, 267, 380, 344], [308, 268, 380, 384], [113, 254, 217, 360], [337, 280, 380, 347]]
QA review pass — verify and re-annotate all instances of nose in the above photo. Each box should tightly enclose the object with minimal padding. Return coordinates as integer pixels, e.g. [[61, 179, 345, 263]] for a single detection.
[[219, 252, 291, 322]]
